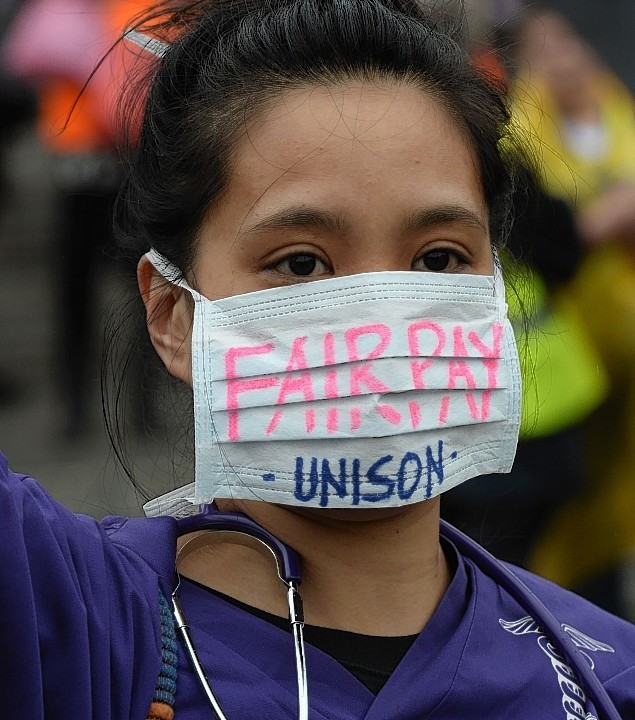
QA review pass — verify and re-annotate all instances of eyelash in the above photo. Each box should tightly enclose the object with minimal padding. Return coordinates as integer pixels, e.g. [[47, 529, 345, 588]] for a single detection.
[[413, 248, 471, 272], [268, 253, 332, 278], [267, 246, 471, 278]]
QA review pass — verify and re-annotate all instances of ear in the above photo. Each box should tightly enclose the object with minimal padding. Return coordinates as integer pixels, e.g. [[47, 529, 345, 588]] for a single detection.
[[138, 255, 193, 385]]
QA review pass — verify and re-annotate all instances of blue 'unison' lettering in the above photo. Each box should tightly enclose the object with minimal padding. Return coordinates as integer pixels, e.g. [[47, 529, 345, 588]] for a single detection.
[[351, 458, 361, 506], [397, 451, 423, 500], [293, 442, 451, 507], [425, 440, 445, 498], [362, 455, 395, 502], [319, 458, 347, 507], [294, 456, 319, 502]]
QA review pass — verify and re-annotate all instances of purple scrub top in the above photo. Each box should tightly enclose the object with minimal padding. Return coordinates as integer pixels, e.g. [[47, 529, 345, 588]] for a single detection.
[[1, 452, 634, 719]]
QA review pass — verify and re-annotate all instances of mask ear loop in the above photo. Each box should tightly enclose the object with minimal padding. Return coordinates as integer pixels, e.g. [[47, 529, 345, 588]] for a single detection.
[[124, 28, 170, 57], [492, 249, 508, 322], [145, 250, 246, 503], [491, 248, 522, 468], [145, 249, 203, 301]]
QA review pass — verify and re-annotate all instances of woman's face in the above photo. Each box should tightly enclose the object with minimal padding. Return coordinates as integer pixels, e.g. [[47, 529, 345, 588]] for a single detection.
[[192, 82, 493, 299], [141, 82, 495, 521]]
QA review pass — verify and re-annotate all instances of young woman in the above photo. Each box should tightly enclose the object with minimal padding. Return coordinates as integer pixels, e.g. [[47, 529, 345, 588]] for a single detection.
[[1, 2, 633, 719]]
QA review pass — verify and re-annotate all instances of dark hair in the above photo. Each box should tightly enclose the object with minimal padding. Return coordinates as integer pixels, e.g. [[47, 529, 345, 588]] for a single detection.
[[115, 0, 517, 276]]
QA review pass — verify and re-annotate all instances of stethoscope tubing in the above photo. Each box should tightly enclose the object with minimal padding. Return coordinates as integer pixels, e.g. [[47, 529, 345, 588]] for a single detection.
[[173, 592, 230, 720], [439, 520, 621, 720], [174, 510, 620, 720], [175, 506, 309, 720], [174, 582, 308, 720]]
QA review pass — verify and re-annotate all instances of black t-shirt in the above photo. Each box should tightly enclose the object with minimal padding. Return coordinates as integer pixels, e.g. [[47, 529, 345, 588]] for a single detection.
[[184, 541, 458, 694], [185, 577, 417, 695]]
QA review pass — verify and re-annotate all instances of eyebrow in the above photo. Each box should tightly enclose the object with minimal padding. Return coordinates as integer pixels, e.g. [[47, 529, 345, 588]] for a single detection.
[[401, 206, 488, 235], [243, 203, 487, 237], [245, 207, 350, 235]]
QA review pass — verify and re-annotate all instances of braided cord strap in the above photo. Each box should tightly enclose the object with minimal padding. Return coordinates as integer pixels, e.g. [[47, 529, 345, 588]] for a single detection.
[[146, 590, 178, 720]]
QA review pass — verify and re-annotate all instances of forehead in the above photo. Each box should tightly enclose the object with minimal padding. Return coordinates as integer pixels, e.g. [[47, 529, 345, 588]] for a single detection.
[[213, 82, 485, 233]]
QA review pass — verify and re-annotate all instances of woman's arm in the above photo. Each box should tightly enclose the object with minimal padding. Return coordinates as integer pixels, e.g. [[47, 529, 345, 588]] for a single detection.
[[0, 452, 172, 720]]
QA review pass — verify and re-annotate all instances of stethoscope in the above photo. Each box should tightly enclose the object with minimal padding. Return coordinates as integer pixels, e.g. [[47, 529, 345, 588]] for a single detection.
[[174, 503, 621, 720]]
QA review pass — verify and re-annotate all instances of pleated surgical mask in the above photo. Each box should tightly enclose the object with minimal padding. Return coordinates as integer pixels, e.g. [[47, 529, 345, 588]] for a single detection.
[[146, 249, 521, 510]]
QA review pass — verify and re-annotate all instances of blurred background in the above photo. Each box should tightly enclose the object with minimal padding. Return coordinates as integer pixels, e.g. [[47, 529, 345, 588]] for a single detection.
[[0, 0, 634, 621]]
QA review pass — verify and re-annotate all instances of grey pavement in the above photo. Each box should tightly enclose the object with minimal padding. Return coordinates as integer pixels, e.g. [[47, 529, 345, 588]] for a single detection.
[[0, 127, 192, 518]]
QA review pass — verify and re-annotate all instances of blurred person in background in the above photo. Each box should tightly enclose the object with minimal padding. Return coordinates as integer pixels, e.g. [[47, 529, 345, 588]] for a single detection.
[[509, 7, 635, 619], [443, 1, 611, 587], [463, 0, 522, 85], [3, 0, 153, 435], [442, 163, 608, 569], [0, 0, 36, 406]]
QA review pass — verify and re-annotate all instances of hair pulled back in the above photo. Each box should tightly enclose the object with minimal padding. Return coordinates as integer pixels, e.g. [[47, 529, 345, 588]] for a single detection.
[[116, 0, 515, 276]]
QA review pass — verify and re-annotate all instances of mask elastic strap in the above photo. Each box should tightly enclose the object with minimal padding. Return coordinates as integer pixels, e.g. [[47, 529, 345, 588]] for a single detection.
[[145, 249, 203, 302], [492, 250, 508, 319]]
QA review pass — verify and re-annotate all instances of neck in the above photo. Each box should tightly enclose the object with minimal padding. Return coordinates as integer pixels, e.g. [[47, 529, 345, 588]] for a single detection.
[[178, 499, 451, 636]]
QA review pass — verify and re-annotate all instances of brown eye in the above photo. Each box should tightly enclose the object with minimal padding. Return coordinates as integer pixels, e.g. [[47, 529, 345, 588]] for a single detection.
[[271, 253, 330, 278], [288, 254, 318, 275], [413, 248, 470, 272], [421, 250, 450, 271]]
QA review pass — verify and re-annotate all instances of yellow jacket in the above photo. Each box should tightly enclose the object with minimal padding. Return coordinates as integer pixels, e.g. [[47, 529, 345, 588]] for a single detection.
[[512, 71, 635, 587]]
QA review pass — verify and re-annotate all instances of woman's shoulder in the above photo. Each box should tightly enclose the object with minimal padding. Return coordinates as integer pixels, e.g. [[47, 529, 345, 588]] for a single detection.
[[455, 546, 635, 716], [464, 550, 635, 685], [0, 451, 179, 718], [507, 562, 634, 635], [0, 451, 178, 580]]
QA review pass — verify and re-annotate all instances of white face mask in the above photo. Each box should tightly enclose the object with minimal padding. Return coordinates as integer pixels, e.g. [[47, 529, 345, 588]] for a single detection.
[[146, 250, 521, 511]]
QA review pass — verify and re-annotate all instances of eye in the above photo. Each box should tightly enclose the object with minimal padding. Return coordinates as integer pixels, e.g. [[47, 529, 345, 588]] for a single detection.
[[270, 253, 331, 277], [413, 248, 469, 272]]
